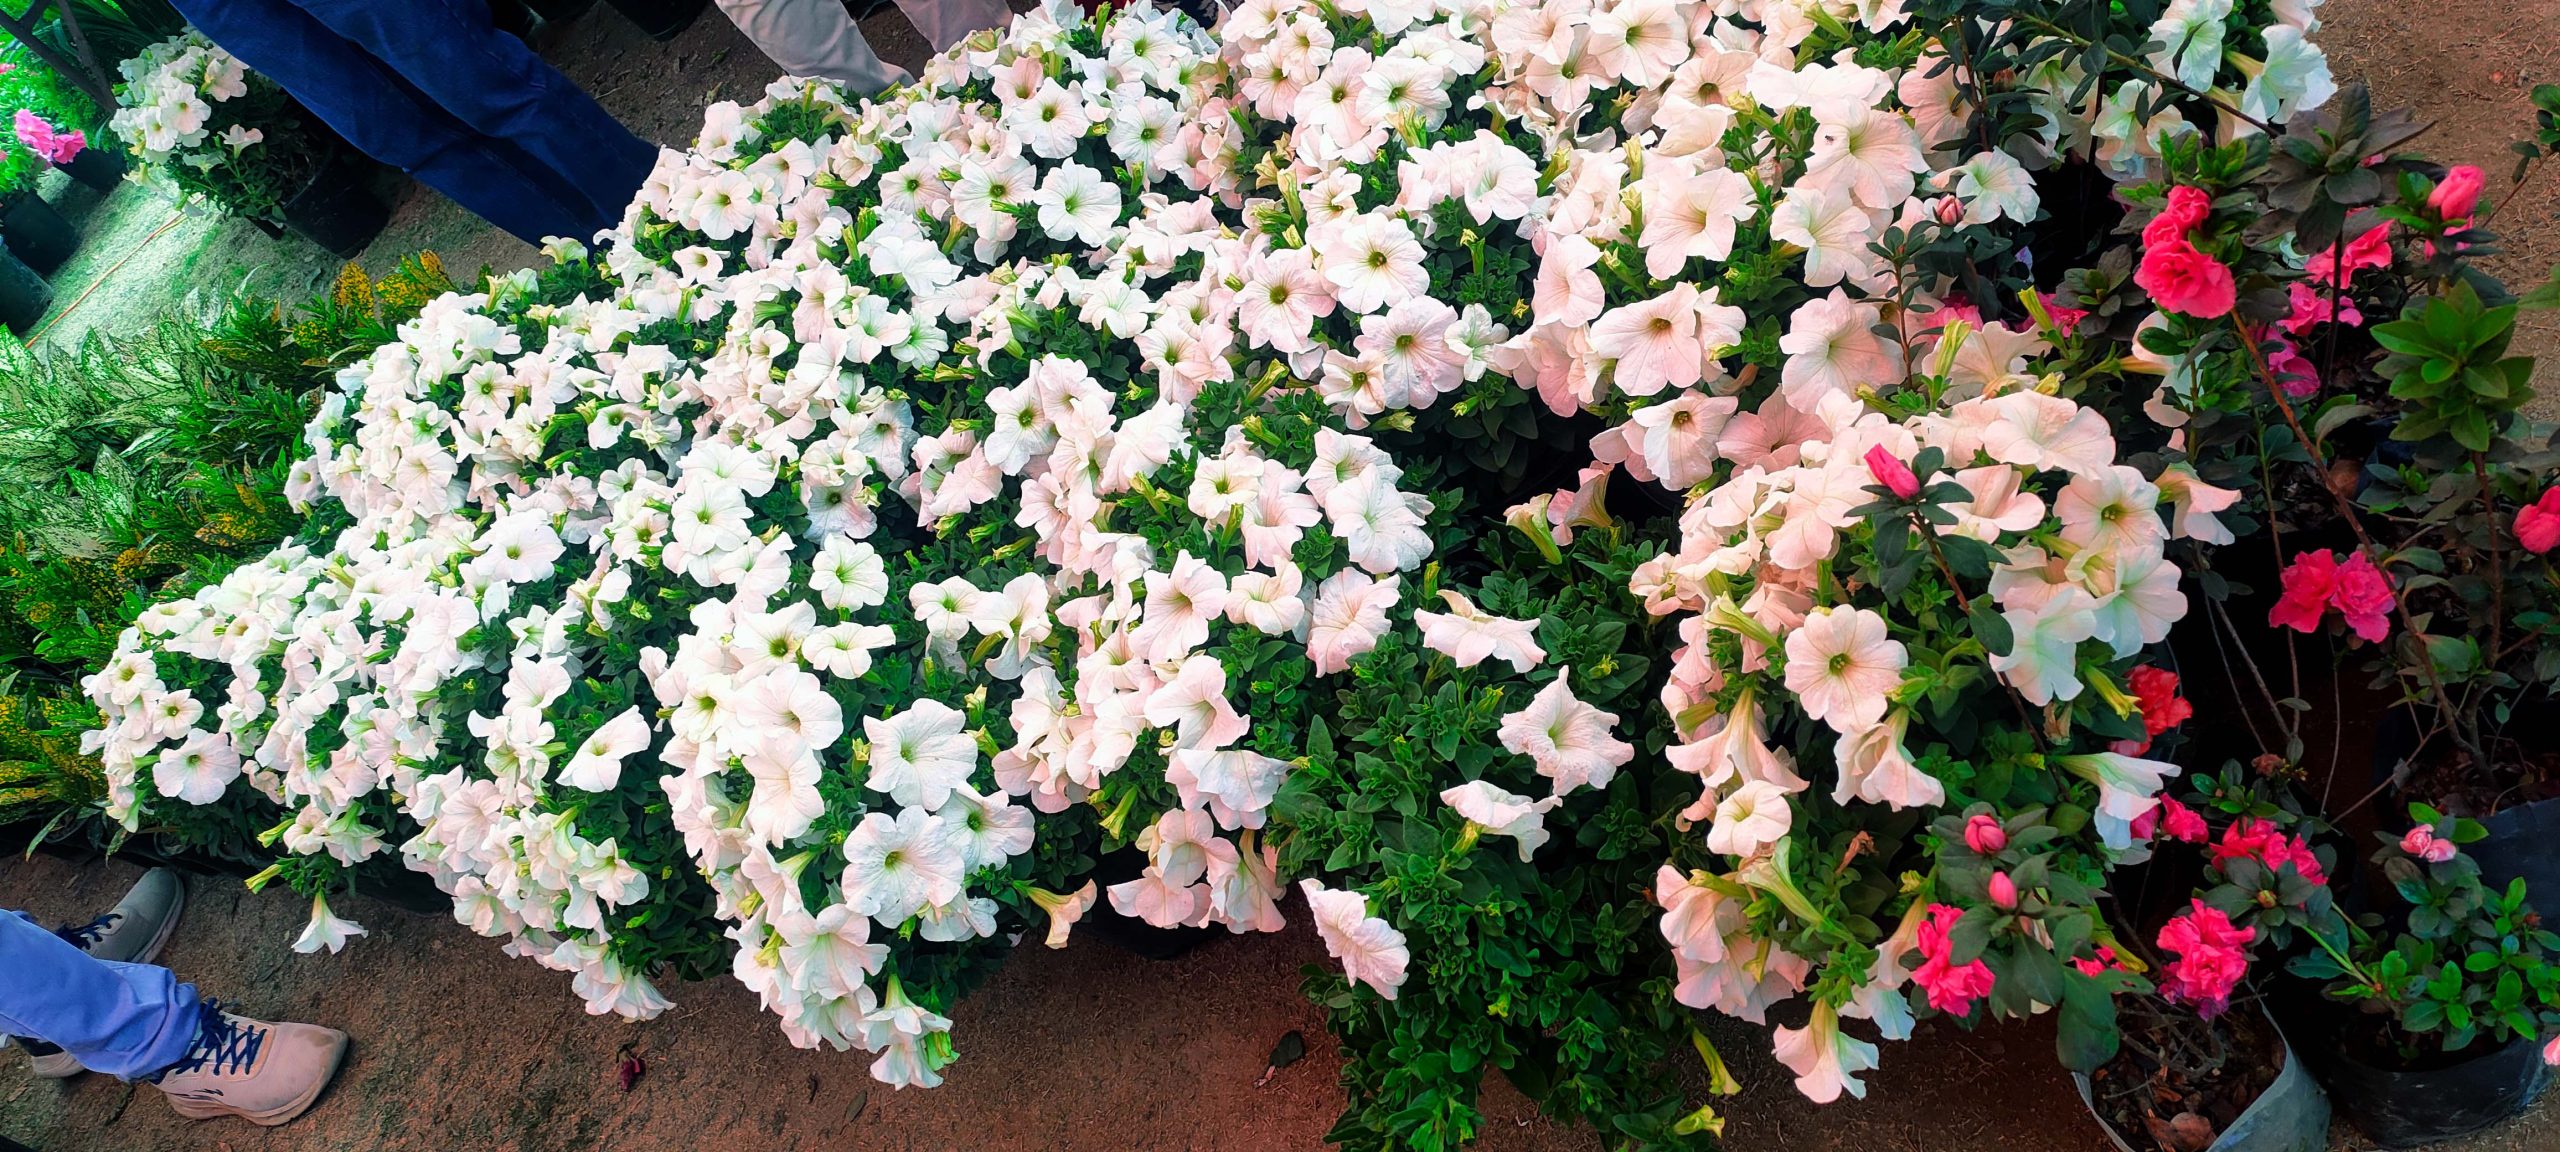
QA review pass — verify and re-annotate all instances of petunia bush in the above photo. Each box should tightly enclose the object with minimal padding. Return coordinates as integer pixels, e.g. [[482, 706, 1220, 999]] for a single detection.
[[62, 0, 2449, 1143]]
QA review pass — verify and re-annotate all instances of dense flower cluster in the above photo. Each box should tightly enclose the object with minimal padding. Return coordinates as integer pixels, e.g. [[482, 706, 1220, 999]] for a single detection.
[[74, 0, 2424, 1135], [110, 33, 264, 165]]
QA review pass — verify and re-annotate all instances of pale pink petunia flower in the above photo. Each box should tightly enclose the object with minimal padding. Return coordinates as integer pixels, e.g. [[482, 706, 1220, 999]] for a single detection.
[[1497, 668, 1636, 795]]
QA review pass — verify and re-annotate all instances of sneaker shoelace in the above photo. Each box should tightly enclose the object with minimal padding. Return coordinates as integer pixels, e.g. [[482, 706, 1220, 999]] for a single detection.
[[52, 912, 122, 951], [163, 1003, 265, 1081]]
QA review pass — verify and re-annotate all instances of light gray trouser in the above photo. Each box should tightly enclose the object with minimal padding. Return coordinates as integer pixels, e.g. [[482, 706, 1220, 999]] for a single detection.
[[711, 0, 1012, 93]]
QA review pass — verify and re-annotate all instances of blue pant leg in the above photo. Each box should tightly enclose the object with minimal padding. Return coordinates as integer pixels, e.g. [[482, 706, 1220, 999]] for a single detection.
[[285, 0, 657, 236], [167, 0, 599, 244], [0, 911, 200, 1080]]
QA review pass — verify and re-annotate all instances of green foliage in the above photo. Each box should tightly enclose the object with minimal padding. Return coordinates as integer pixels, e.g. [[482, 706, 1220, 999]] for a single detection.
[[2371, 281, 2533, 452], [0, 254, 453, 843], [1282, 526, 1709, 1152]]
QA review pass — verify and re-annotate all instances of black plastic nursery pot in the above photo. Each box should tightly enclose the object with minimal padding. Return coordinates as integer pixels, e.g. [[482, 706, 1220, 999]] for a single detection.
[[0, 244, 52, 334], [2469, 795, 2560, 909], [604, 0, 707, 41], [0, 194, 78, 276], [280, 147, 393, 259], [57, 144, 128, 192], [2074, 1009, 2332, 1152], [2306, 1033, 2551, 1148]]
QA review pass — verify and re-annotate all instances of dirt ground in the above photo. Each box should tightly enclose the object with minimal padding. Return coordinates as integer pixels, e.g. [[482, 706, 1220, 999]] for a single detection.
[[4, 0, 2560, 1149]]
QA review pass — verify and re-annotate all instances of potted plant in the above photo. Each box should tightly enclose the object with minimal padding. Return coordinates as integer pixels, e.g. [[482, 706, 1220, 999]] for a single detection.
[[2286, 804, 2560, 1147], [109, 32, 391, 257], [2064, 765, 2341, 1152], [0, 231, 50, 332], [2065, 72, 2560, 897]]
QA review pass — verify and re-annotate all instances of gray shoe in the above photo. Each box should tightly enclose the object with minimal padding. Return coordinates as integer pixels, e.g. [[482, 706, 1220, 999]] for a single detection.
[[16, 868, 189, 1079], [153, 1008, 348, 1127], [66, 867, 189, 964]]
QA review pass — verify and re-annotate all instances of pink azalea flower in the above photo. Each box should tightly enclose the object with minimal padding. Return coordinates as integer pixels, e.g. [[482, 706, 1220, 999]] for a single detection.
[[2543, 1034, 2559, 1067], [2306, 224, 2393, 288], [2156, 900, 2256, 1018], [2280, 281, 2363, 336], [1910, 903, 1995, 1015], [2135, 239, 2238, 319], [2213, 817, 2326, 884], [2401, 825, 2459, 864], [2429, 165, 2486, 223], [2266, 331, 2320, 397], [2159, 797, 2210, 843], [1862, 445, 1921, 499], [2071, 943, 2124, 978], [2515, 488, 2560, 554], [2038, 291, 2091, 335], [1963, 814, 2007, 854], [2330, 551, 2393, 643]]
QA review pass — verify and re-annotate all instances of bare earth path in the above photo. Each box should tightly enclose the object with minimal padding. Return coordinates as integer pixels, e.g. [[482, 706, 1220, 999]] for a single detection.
[[6, 0, 2560, 1149]]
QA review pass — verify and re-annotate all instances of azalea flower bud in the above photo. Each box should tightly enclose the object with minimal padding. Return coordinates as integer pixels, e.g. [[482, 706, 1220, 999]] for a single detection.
[[1861, 446, 1921, 500], [1963, 814, 2007, 854], [2400, 825, 2458, 864], [1931, 196, 1963, 226], [1988, 871, 2018, 910]]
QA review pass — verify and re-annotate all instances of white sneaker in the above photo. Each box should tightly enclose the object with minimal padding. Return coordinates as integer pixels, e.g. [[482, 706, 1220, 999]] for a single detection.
[[152, 1008, 349, 1127]]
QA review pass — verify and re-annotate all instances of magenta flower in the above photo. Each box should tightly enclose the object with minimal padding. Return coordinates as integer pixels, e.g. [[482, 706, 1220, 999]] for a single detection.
[[1910, 903, 1995, 1015], [12, 110, 85, 164]]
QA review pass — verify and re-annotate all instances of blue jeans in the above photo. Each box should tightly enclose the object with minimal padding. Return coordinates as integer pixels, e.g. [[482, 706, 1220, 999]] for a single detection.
[[168, 0, 659, 244], [0, 911, 201, 1079]]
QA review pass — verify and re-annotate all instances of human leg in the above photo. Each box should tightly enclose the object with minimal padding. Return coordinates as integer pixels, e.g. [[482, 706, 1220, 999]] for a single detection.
[[166, 0, 605, 243], [708, 0, 914, 93], [0, 905, 200, 1080], [890, 0, 1009, 52], [284, 0, 659, 235]]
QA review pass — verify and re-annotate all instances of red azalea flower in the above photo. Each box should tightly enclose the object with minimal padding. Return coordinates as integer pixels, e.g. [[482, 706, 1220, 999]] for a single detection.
[[2268, 549, 2339, 633], [2515, 488, 2560, 554], [2213, 817, 2326, 885], [2266, 332, 2321, 398], [2127, 666, 2192, 737], [2135, 239, 2237, 319], [2160, 797, 2210, 843]]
